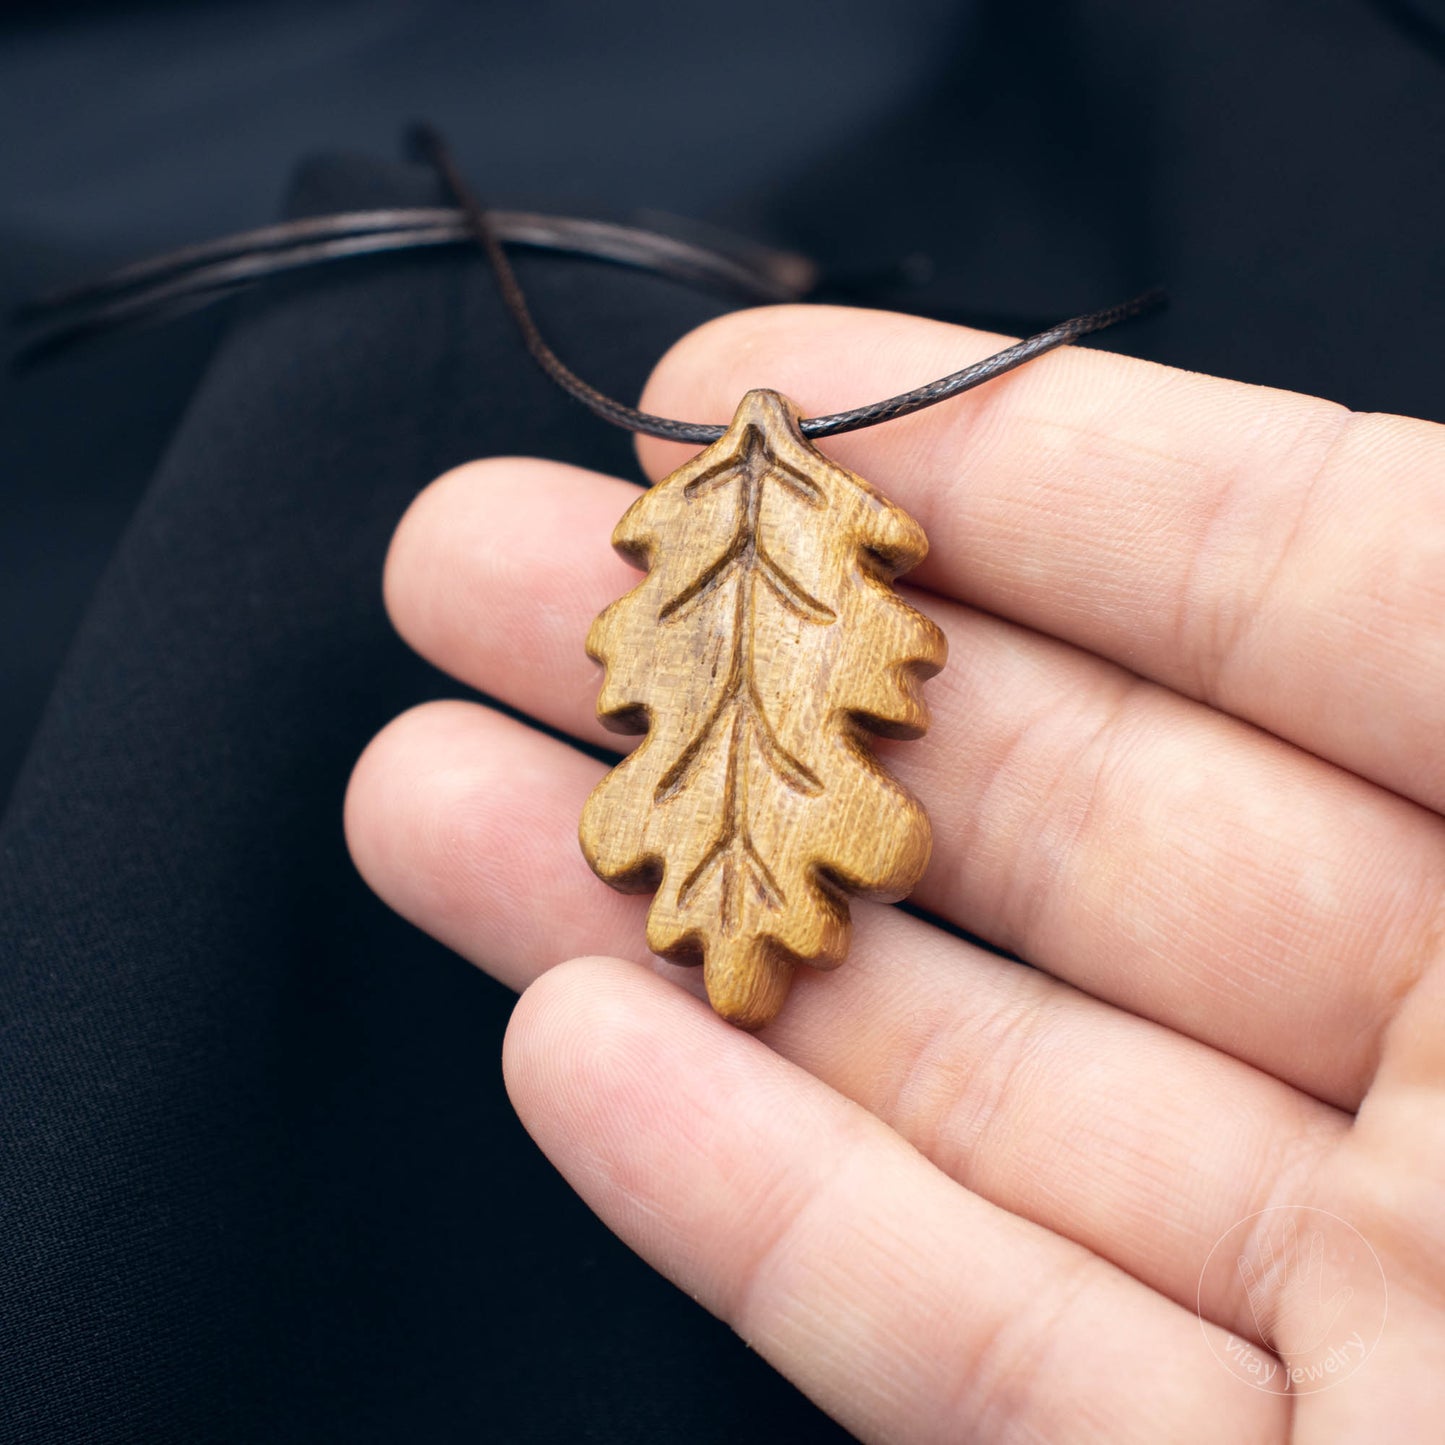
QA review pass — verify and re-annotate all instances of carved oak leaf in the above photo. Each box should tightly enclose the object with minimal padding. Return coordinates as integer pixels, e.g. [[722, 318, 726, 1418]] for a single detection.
[[580, 389, 946, 1028]]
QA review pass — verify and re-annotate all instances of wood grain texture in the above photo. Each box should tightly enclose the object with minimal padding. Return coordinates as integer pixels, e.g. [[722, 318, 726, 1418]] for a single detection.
[[580, 389, 946, 1028]]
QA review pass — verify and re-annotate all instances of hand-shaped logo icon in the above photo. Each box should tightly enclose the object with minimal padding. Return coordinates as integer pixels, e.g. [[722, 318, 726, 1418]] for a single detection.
[[1197, 1205, 1386, 1393], [1238, 1216, 1353, 1356]]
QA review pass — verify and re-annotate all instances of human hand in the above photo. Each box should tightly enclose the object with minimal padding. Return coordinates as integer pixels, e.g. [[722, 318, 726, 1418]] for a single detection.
[[345, 305, 1445, 1441]]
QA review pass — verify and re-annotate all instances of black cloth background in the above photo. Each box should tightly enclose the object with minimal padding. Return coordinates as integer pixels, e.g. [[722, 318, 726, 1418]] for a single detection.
[[2, 4, 1443, 1442]]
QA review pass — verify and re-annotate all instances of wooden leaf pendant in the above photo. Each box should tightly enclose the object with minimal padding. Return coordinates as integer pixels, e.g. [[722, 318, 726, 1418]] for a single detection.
[[580, 389, 946, 1029]]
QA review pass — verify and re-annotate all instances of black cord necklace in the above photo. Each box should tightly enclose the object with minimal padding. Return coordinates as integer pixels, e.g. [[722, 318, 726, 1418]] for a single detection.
[[411, 124, 1162, 445], [405, 125, 1165, 1029]]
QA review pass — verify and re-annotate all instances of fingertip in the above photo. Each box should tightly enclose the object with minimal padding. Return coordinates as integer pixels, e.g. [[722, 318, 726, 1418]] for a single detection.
[[503, 956, 718, 1181], [343, 699, 484, 922], [503, 953, 633, 1105], [344, 699, 444, 889], [504, 954, 709, 1079], [382, 455, 560, 650]]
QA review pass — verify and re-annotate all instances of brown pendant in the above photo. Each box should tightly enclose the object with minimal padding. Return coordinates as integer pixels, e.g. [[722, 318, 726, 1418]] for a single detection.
[[580, 389, 946, 1028]]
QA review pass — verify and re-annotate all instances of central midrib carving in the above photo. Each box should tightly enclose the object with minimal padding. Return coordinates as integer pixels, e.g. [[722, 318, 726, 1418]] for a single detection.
[[652, 425, 836, 933]]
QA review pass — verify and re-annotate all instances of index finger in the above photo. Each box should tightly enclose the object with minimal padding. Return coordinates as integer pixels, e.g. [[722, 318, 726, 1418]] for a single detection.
[[637, 305, 1445, 813]]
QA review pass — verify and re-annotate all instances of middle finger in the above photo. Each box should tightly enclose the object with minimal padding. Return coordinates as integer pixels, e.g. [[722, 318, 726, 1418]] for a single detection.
[[385, 457, 1445, 1107]]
